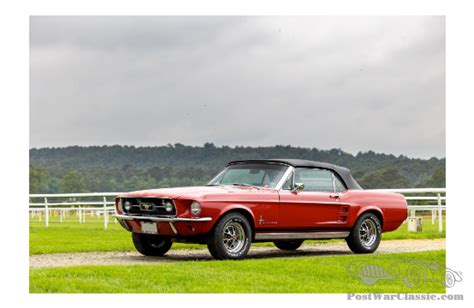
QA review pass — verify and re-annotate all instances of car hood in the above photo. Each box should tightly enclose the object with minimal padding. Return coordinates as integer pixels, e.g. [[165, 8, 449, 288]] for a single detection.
[[118, 185, 274, 200]]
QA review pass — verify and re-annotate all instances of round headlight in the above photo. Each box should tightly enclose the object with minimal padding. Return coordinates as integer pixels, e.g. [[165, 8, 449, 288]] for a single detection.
[[164, 201, 174, 212], [190, 201, 201, 216], [124, 201, 132, 211]]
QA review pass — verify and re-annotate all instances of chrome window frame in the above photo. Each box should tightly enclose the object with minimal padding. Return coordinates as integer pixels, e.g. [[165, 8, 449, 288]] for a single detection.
[[280, 167, 346, 193], [274, 166, 294, 191], [207, 169, 226, 185], [332, 172, 347, 193], [331, 172, 337, 193], [209, 163, 292, 190]]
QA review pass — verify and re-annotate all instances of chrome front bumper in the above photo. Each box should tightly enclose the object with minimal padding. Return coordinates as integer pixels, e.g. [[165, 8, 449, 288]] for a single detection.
[[113, 213, 212, 222]]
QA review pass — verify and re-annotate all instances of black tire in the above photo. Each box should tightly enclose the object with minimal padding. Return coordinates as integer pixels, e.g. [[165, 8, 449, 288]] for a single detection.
[[132, 232, 173, 256], [207, 212, 252, 260], [273, 240, 304, 251], [346, 212, 382, 253]]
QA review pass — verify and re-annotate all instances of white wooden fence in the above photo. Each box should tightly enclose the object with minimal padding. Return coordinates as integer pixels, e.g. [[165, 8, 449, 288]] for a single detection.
[[371, 188, 446, 232], [29, 188, 446, 232], [29, 192, 120, 230]]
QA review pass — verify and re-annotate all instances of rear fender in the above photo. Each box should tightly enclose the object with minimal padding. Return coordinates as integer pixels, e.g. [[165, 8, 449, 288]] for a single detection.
[[356, 206, 385, 227]]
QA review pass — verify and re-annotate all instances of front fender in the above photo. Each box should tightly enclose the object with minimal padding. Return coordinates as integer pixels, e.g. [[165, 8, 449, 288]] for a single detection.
[[218, 204, 256, 228]]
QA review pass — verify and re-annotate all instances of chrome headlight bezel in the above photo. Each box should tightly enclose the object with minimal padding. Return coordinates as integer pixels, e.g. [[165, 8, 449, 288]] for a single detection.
[[124, 200, 132, 211], [190, 201, 201, 216], [163, 201, 174, 213]]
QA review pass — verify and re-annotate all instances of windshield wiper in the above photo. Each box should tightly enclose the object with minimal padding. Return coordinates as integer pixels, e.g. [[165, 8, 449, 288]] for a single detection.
[[232, 183, 261, 190]]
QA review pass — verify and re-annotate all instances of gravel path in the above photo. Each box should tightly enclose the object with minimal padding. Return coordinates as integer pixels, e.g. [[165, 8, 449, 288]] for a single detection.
[[30, 239, 445, 268]]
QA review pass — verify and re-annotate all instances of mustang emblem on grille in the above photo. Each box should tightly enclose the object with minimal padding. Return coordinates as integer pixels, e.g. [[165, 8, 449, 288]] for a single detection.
[[140, 202, 155, 211]]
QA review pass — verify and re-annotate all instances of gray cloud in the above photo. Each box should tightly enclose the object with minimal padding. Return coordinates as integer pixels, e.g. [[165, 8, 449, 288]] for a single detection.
[[30, 16, 445, 158]]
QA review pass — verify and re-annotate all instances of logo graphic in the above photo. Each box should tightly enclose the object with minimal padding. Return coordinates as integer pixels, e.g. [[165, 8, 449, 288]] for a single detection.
[[346, 259, 462, 288], [139, 201, 155, 211]]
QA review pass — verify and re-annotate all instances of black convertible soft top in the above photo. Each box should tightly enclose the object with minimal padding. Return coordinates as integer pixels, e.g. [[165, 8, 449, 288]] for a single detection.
[[227, 159, 362, 190]]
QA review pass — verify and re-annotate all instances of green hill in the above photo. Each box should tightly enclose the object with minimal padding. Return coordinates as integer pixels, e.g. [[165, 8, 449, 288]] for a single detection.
[[29, 144, 445, 193]]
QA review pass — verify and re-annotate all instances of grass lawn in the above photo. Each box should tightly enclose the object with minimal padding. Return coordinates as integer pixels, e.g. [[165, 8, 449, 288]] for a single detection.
[[30, 250, 446, 293], [29, 219, 205, 255], [30, 216, 445, 255], [30, 219, 136, 255], [382, 217, 445, 240]]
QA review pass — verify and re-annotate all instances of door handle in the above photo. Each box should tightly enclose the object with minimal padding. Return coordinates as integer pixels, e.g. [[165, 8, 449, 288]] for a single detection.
[[329, 195, 340, 200]]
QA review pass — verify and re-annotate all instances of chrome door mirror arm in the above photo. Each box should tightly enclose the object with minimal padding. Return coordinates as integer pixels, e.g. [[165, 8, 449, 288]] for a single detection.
[[291, 182, 305, 193]]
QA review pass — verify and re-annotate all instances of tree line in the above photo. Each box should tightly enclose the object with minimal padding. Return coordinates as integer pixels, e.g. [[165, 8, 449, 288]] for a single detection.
[[29, 144, 445, 193]]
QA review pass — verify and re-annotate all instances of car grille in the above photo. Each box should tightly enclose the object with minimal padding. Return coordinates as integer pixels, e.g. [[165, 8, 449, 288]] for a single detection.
[[121, 197, 176, 217]]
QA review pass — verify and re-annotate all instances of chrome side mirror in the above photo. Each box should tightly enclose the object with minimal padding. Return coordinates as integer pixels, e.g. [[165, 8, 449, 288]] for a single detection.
[[291, 182, 305, 193]]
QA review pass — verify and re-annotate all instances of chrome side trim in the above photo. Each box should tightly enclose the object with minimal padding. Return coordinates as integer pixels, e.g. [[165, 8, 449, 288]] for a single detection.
[[278, 200, 350, 206], [254, 231, 350, 240], [113, 214, 212, 222]]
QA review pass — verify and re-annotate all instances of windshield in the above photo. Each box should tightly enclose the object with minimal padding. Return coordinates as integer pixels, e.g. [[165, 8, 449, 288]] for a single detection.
[[207, 163, 289, 189]]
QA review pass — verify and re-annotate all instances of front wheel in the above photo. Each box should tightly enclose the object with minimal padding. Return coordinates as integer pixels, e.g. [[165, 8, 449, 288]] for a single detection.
[[132, 233, 173, 256], [273, 240, 304, 251], [346, 213, 382, 253], [207, 212, 252, 260]]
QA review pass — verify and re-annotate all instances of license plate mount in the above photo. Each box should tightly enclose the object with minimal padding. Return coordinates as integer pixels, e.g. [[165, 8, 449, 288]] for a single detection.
[[141, 221, 158, 234]]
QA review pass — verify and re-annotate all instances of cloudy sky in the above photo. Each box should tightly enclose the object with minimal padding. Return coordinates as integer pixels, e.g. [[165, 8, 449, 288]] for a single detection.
[[30, 16, 445, 158]]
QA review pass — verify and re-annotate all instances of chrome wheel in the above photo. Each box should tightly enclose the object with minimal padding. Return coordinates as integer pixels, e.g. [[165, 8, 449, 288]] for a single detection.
[[359, 219, 378, 248], [346, 213, 381, 254], [207, 212, 252, 260], [222, 220, 245, 253]]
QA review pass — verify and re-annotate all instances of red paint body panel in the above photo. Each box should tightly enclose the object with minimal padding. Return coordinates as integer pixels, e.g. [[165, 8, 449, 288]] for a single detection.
[[115, 185, 408, 240], [279, 190, 343, 228]]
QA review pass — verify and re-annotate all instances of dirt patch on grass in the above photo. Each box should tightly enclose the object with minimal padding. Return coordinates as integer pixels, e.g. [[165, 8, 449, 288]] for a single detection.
[[30, 239, 445, 268]]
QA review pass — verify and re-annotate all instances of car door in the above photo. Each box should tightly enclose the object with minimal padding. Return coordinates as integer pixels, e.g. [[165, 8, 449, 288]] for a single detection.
[[278, 167, 345, 229]]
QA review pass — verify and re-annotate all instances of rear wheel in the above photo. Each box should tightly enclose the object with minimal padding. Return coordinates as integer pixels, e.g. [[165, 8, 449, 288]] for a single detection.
[[346, 212, 382, 253], [207, 212, 252, 260], [132, 233, 173, 256], [273, 240, 304, 251]]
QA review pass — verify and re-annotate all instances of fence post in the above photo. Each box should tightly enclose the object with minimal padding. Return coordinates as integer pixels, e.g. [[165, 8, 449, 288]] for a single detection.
[[103, 196, 108, 230], [437, 193, 443, 232], [79, 205, 82, 223], [44, 197, 49, 227], [60, 209, 63, 223]]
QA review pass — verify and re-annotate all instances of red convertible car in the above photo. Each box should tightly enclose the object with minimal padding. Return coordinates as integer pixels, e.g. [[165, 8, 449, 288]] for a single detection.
[[114, 159, 408, 259]]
